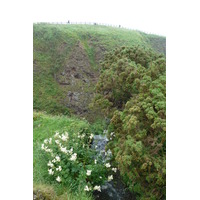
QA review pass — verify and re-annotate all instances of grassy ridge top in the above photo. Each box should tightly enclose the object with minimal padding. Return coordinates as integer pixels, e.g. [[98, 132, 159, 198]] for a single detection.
[[34, 23, 165, 55], [33, 24, 166, 116]]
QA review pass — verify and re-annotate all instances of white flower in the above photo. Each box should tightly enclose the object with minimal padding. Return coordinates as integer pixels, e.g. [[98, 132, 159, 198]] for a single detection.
[[55, 156, 60, 162], [41, 144, 45, 150], [49, 138, 52, 144], [94, 159, 97, 164], [99, 176, 102, 179], [56, 166, 62, 171], [65, 131, 69, 137], [48, 168, 54, 175], [55, 140, 60, 144], [78, 132, 83, 139], [52, 159, 56, 163], [84, 185, 91, 191], [60, 146, 67, 153], [110, 132, 114, 136], [54, 132, 59, 138], [105, 163, 111, 168], [47, 161, 54, 168], [112, 168, 117, 173], [108, 175, 113, 181], [86, 170, 92, 176], [42, 143, 51, 152], [93, 185, 101, 192], [61, 134, 68, 141], [44, 139, 48, 144], [70, 153, 77, 161], [69, 147, 73, 155], [56, 176, 61, 182], [95, 145, 98, 149], [45, 148, 52, 153], [89, 134, 94, 139]]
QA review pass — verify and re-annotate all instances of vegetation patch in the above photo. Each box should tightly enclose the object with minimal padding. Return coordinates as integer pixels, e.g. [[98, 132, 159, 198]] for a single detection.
[[33, 111, 110, 199], [92, 46, 166, 199], [33, 24, 166, 199], [33, 24, 165, 118]]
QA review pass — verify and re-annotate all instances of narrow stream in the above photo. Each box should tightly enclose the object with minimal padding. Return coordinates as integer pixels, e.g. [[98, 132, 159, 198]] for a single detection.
[[92, 135, 136, 200]]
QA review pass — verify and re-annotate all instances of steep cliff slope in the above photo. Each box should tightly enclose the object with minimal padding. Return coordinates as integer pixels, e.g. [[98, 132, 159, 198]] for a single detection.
[[33, 23, 166, 119]]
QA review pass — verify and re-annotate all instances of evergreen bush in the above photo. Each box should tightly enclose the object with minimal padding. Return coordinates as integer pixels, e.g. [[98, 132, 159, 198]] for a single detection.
[[92, 46, 166, 199]]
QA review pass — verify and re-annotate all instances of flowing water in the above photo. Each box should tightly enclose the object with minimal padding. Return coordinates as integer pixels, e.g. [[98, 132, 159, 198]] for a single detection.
[[92, 135, 136, 200]]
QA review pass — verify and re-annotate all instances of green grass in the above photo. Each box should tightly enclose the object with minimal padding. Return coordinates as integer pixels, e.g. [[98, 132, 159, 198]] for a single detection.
[[33, 183, 93, 200], [33, 111, 106, 199], [33, 111, 94, 199], [33, 23, 166, 116]]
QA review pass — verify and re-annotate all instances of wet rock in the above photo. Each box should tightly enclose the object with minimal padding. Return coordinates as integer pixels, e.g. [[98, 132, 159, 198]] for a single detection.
[[92, 135, 136, 200]]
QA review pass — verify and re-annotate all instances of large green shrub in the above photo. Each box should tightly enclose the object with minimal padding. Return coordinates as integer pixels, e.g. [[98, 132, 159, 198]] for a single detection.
[[92, 46, 166, 199]]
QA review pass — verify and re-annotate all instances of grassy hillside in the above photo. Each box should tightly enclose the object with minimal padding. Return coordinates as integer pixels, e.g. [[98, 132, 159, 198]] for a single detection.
[[33, 111, 95, 199], [33, 23, 166, 119]]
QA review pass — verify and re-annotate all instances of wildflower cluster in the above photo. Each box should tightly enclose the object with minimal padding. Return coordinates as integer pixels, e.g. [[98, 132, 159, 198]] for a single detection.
[[41, 129, 117, 192]]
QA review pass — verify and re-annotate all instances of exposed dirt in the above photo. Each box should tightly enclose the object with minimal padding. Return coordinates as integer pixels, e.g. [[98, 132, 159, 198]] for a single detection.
[[33, 189, 56, 200], [88, 38, 106, 65], [57, 42, 68, 54], [55, 41, 100, 119]]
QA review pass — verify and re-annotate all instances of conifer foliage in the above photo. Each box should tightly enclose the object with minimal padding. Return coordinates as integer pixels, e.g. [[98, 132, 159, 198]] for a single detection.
[[92, 46, 166, 199]]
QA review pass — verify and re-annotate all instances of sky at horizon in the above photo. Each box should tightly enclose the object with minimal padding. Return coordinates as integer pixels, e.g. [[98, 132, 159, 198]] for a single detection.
[[32, 0, 167, 36]]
